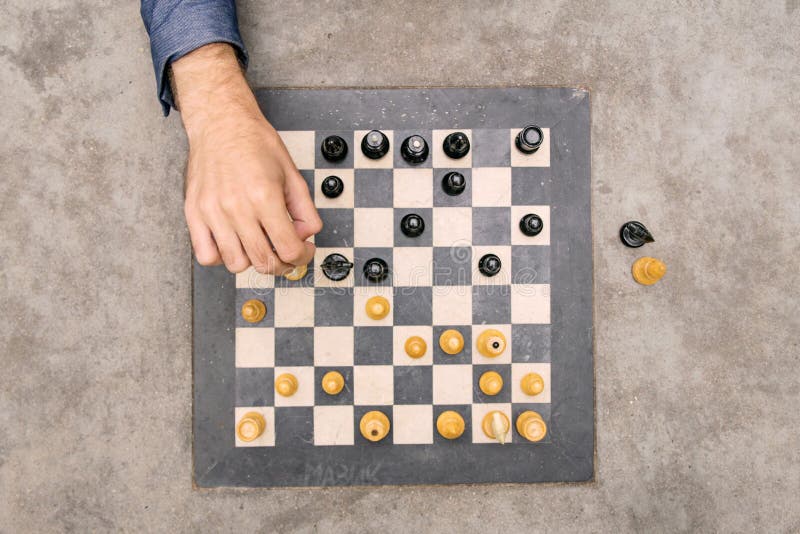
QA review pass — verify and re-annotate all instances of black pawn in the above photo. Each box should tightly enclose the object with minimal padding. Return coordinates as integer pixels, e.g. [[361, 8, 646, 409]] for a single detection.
[[400, 213, 425, 238], [442, 171, 466, 196], [321, 175, 344, 198], [619, 221, 654, 248], [321, 253, 353, 281], [363, 257, 389, 283], [321, 135, 348, 162], [519, 213, 544, 236], [400, 135, 429, 164], [515, 125, 544, 154], [361, 130, 390, 159], [443, 131, 470, 159], [478, 254, 502, 277]]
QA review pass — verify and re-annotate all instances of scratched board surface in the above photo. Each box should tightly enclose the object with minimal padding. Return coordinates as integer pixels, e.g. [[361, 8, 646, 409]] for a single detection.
[[193, 88, 593, 487]]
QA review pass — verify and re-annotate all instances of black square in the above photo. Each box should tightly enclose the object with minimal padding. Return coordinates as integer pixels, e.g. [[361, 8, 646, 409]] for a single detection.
[[315, 130, 355, 169], [314, 366, 354, 405], [315, 208, 354, 248], [472, 364, 511, 403], [432, 405, 472, 444], [393, 129, 433, 168], [393, 208, 433, 247], [472, 128, 511, 167], [433, 247, 471, 286], [393, 366, 433, 404], [355, 169, 393, 207], [354, 327, 393, 364], [353, 247, 393, 286], [235, 288, 275, 328], [274, 407, 314, 448], [393, 286, 432, 326], [472, 285, 511, 324], [472, 207, 511, 246], [433, 168, 472, 207], [511, 324, 551, 362], [235, 368, 275, 406], [274, 327, 314, 366], [300, 169, 315, 201], [511, 403, 551, 443], [511, 167, 552, 205], [511, 245, 550, 284], [314, 288, 354, 326], [353, 406, 394, 447], [432, 325, 471, 364]]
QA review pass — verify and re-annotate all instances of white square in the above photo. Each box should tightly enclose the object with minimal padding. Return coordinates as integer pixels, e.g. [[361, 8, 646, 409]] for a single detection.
[[234, 407, 275, 447], [392, 326, 433, 365], [354, 286, 394, 327], [472, 167, 512, 207], [432, 129, 473, 168], [314, 327, 354, 366], [471, 324, 512, 364], [393, 247, 433, 287], [235, 266, 275, 289], [433, 207, 472, 246], [393, 405, 434, 444], [313, 247, 354, 287], [354, 208, 394, 247], [274, 287, 315, 327], [509, 127, 550, 168], [277, 130, 315, 170], [511, 363, 551, 403], [472, 246, 512, 286], [511, 205, 550, 245], [432, 365, 473, 405], [511, 284, 551, 324], [314, 169, 354, 209], [314, 405, 354, 445], [432, 286, 472, 325], [235, 328, 275, 367], [354, 365, 394, 405], [354, 130, 394, 168], [471, 403, 513, 444], [393, 168, 433, 207], [274, 366, 315, 407]]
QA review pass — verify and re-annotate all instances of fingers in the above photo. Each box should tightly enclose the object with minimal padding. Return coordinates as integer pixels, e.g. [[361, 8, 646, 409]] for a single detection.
[[185, 204, 222, 266], [236, 219, 294, 276], [283, 167, 323, 241], [259, 198, 316, 266], [206, 215, 251, 273]]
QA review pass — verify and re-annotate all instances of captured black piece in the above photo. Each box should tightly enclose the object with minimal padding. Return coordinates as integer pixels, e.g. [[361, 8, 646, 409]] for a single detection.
[[515, 125, 544, 154], [478, 253, 502, 277], [441, 171, 466, 196], [321, 135, 348, 162], [400, 213, 425, 238], [519, 213, 544, 236], [321, 175, 344, 198], [321, 253, 353, 281], [363, 257, 389, 283], [619, 221, 654, 248], [442, 131, 470, 159], [400, 135, 429, 164], [361, 130, 390, 159]]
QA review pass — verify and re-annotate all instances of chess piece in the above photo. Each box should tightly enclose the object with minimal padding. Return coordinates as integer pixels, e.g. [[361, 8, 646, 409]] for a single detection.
[[516, 411, 547, 442], [400, 213, 425, 238], [619, 221, 654, 248], [361, 130, 390, 159], [363, 257, 389, 283], [482, 410, 510, 444], [283, 264, 308, 281], [365, 295, 390, 320], [520, 372, 545, 396], [321, 253, 353, 281], [476, 329, 506, 358], [436, 410, 465, 439], [519, 213, 544, 237], [441, 171, 466, 196], [442, 131, 470, 159], [236, 411, 266, 442], [321, 371, 345, 395], [400, 135, 429, 164], [515, 125, 544, 154], [479, 371, 503, 396], [321, 134, 348, 162], [321, 175, 344, 198], [275, 373, 299, 397], [439, 329, 464, 355], [241, 299, 266, 323], [478, 253, 502, 277], [359, 410, 390, 442], [632, 257, 666, 285], [404, 336, 427, 359]]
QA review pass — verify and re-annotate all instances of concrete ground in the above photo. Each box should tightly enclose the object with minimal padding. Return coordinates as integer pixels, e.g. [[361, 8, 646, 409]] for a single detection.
[[1, 1, 798, 531]]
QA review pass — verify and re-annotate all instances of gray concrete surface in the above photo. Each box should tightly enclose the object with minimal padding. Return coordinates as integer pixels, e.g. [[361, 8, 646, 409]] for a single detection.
[[1, 0, 798, 531]]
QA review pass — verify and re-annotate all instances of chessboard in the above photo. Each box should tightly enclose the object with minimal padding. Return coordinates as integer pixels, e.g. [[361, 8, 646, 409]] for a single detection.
[[193, 88, 593, 487]]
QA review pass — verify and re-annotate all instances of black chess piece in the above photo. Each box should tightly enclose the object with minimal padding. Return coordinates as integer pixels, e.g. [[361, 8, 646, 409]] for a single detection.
[[478, 254, 502, 277], [515, 125, 544, 154], [400, 135, 429, 164], [361, 130, 390, 159], [519, 213, 544, 236], [321, 253, 353, 281], [442, 131, 470, 159], [619, 221, 654, 248], [363, 257, 389, 283], [441, 171, 466, 196], [321, 175, 344, 198], [321, 135, 348, 162], [400, 213, 425, 238]]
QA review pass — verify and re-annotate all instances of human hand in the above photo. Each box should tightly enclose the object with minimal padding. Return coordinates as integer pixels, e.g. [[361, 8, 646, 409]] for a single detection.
[[171, 43, 322, 274]]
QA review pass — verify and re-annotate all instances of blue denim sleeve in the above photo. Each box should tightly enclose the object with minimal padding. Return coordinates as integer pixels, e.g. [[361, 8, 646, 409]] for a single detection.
[[140, 0, 249, 115]]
